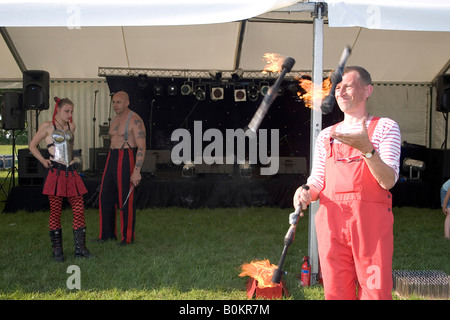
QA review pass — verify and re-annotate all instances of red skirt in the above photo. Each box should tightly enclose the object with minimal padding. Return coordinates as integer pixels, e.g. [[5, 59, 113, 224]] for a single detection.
[[42, 161, 87, 197]]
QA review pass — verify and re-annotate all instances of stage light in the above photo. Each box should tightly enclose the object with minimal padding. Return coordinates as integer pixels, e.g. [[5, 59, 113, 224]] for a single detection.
[[153, 84, 163, 96], [259, 81, 269, 96], [239, 161, 252, 178], [181, 81, 193, 95], [247, 85, 259, 101], [234, 87, 246, 102], [137, 74, 148, 89], [231, 68, 244, 81], [403, 158, 426, 180], [182, 162, 196, 178], [168, 84, 177, 96], [208, 70, 222, 81], [194, 85, 206, 101], [211, 87, 224, 101]]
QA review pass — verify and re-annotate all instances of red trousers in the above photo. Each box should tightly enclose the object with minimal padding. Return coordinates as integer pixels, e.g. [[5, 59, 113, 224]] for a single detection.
[[316, 118, 394, 300]]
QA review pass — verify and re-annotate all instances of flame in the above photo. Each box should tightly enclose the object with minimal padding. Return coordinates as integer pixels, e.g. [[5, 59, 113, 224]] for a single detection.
[[262, 53, 285, 74], [239, 259, 278, 288], [296, 76, 332, 108]]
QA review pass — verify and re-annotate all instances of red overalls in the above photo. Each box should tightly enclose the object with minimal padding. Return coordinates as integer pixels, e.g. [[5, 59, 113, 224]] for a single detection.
[[315, 117, 394, 300]]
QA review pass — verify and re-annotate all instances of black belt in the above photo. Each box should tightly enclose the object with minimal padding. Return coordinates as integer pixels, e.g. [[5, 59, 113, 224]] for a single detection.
[[50, 161, 78, 177]]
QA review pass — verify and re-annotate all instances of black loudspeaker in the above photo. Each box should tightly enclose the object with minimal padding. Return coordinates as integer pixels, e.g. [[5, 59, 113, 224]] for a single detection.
[[89, 148, 109, 171], [426, 148, 450, 208], [18, 148, 50, 185], [22, 70, 50, 110], [1, 91, 25, 130], [427, 149, 450, 181], [436, 75, 450, 113]]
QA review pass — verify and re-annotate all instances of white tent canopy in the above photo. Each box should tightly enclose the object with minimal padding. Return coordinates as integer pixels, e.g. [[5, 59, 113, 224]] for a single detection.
[[0, 0, 300, 27], [327, 0, 450, 32], [0, 0, 449, 82]]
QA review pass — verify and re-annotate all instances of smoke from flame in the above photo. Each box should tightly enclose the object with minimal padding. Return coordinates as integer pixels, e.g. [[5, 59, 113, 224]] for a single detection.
[[239, 259, 279, 288]]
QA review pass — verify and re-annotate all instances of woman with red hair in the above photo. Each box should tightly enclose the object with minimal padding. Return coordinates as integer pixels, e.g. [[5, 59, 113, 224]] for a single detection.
[[29, 97, 93, 262]]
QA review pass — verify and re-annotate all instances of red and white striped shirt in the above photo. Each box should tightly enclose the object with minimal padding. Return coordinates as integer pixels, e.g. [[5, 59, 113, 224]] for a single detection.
[[307, 116, 401, 191]]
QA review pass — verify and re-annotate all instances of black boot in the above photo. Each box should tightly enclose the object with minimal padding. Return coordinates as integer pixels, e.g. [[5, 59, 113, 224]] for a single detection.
[[49, 229, 64, 262], [73, 227, 94, 258]]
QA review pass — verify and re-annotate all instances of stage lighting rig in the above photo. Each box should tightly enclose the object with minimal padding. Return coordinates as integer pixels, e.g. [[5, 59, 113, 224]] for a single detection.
[[211, 87, 224, 101], [248, 84, 259, 101], [137, 74, 148, 89], [167, 83, 177, 96], [208, 70, 222, 81], [194, 84, 206, 101], [403, 158, 426, 180], [182, 162, 196, 178], [181, 81, 193, 95], [231, 68, 244, 81], [153, 83, 163, 96], [234, 86, 246, 102], [259, 81, 269, 96]]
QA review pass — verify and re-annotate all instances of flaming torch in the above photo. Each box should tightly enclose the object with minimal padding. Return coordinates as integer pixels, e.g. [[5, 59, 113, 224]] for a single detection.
[[239, 259, 288, 299], [297, 76, 332, 109], [321, 45, 352, 114], [239, 259, 278, 288], [247, 55, 295, 133]]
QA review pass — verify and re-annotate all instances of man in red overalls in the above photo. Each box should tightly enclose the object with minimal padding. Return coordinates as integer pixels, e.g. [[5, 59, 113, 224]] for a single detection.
[[294, 66, 401, 299]]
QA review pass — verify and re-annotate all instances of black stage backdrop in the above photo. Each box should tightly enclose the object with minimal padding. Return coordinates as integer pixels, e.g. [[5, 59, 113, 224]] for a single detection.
[[105, 75, 344, 162], [5, 76, 447, 212]]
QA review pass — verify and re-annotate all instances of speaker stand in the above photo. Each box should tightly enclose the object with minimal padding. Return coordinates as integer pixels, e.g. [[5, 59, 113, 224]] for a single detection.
[[443, 112, 448, 149], [1, 130, 18, 211]]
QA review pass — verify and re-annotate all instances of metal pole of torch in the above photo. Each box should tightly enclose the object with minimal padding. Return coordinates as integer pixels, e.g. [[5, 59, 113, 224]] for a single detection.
[[272, 184, 310, 284], [246, 57, 295, 133]]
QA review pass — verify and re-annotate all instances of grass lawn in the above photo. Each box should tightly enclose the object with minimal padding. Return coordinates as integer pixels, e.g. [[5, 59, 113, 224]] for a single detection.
[[0, 205, 448, 301]]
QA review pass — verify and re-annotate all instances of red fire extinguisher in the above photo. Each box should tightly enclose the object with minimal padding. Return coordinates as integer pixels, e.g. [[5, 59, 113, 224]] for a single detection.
[[300, 256, 311, 287], [318, 260, 323, 285]]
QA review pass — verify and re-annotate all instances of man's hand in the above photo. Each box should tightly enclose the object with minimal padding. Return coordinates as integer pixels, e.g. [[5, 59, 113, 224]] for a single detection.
[[330, 117, 373, 154], [130, 170, 141, 187], [293, 184, 311, 217]]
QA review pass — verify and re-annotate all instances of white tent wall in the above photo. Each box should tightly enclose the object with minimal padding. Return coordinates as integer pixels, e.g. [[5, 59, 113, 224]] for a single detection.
[[368, 84, 431, 146]]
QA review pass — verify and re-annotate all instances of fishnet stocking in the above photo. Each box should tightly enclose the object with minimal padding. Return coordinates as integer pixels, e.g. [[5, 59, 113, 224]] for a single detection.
[[48, 195, 85, 230]]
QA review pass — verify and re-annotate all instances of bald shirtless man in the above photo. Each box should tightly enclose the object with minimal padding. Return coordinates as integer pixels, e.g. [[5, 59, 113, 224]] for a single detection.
[[97, 91, 146, 245]]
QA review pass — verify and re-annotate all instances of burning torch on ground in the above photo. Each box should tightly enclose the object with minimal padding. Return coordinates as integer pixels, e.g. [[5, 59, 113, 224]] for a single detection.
[[238, 186, 309, 299]]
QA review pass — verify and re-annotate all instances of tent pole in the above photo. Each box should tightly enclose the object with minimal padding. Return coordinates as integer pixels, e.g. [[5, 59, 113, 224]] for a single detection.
[[0, 27, 26, 73], [308, 1, 325, 285]]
